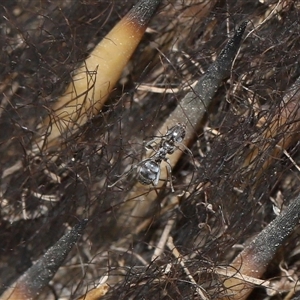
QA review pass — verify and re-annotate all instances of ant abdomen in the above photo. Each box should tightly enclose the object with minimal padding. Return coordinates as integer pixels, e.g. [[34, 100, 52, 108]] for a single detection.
[[137, 159, 161, 186]]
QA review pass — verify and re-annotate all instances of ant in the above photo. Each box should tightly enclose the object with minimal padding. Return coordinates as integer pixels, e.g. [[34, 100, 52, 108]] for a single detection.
[[108, 123, 187, 192]]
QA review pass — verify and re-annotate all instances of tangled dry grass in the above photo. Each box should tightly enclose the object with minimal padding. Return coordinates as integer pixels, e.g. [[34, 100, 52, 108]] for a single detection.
[[1, 0, 300, 299]]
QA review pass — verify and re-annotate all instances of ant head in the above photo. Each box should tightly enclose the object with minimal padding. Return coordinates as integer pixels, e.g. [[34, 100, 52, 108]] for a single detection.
[[171, 123, 186, 143]]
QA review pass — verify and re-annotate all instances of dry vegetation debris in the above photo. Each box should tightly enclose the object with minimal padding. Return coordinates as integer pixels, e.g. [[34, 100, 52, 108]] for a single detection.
[[1, 0, 300, 299]]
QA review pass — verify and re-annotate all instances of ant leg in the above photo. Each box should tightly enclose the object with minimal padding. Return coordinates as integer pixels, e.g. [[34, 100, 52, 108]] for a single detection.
[[165, 158, 174, 192], [178, 143, 197, 170], [145, 137, 160, 150], [152, 167, 161, 187], [108, 164, 137, 188], [178, 143, 193, 156]]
